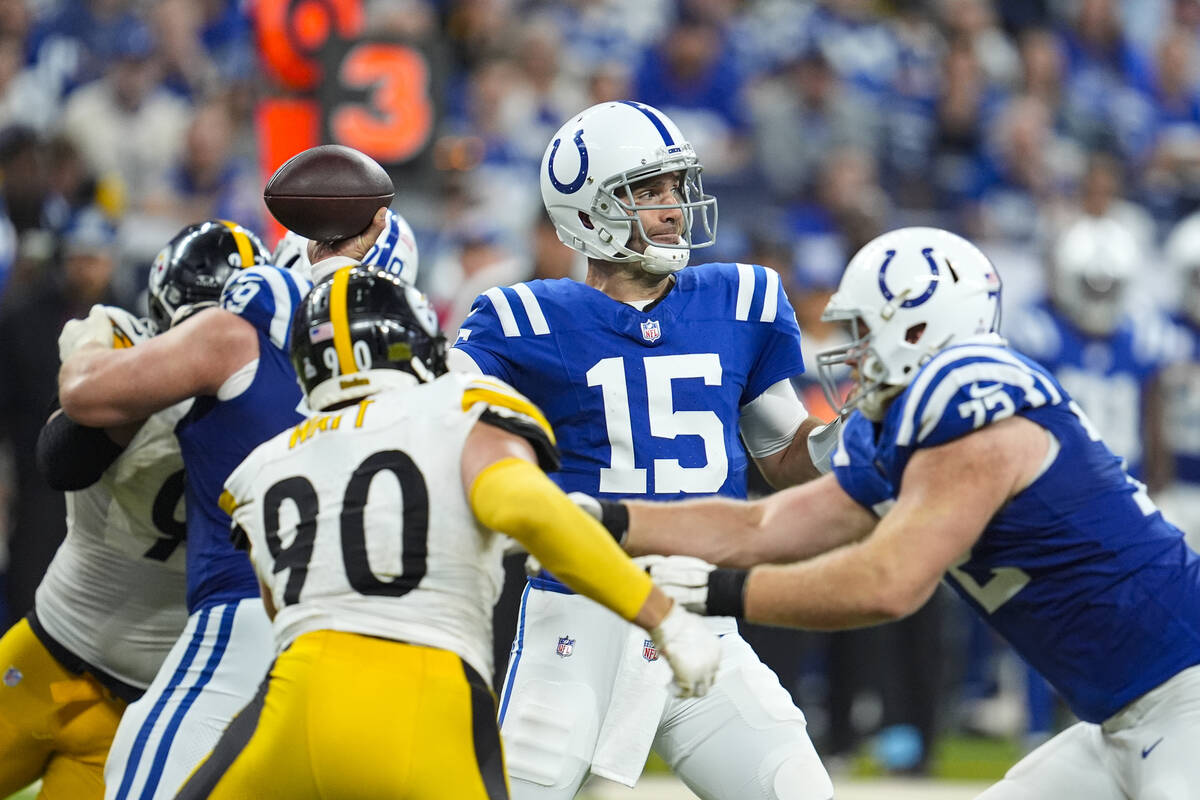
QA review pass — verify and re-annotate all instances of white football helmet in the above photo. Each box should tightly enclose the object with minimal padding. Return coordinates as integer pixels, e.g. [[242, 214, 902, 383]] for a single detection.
[[1164, 212, 1200, 327], [1051, 217, 1136, 338], [817, 227, 1002, 420], [274, 208, 420, 286], [540, 101, 716, 275]]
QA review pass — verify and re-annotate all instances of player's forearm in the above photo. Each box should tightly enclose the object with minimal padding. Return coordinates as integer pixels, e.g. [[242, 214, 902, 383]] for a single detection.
[[754, 416, 825, 488], [59, 345, 158, 427], [470, 458, 654, 621], [741, 542, 935, 630], [624, 475, 873, 567]]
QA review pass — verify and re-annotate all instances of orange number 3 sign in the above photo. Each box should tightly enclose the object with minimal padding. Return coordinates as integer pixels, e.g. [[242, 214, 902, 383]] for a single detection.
[[331, 42, 434, 165]]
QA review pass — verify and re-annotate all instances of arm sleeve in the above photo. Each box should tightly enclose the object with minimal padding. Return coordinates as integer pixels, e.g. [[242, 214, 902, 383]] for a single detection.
[[36, 403, 125, 491], [739, 378, 808, 458], [470, 457, 653, 621]]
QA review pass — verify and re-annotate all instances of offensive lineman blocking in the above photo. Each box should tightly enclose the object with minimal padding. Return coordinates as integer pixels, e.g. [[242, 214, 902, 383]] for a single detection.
[[609, 227, 1200, 800], [176, 266, 719, 799]]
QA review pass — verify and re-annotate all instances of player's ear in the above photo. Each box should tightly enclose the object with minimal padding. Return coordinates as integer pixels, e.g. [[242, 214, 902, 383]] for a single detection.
[[578, 212, 594, 230]]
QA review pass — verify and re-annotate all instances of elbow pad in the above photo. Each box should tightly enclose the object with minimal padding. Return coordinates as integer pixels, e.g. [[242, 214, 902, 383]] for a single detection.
[[36, 410, 124, 490]]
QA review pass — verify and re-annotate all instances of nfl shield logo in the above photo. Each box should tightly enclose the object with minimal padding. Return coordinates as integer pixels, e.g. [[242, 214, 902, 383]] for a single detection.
[[640, 319, 661, 342], [3, 666, 21, 687], [642, 639, 658, 662], [556, 636, 575, 658]]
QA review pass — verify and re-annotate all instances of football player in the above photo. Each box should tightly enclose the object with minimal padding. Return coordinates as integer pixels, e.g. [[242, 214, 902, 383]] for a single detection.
[[57, 218, 316, 800], [173, 266, 719, 799], [0, 307, 188, 800], [450, 101, 834, 799], [598, 227, 1200, 799], [1006, 217, 1168, 479]]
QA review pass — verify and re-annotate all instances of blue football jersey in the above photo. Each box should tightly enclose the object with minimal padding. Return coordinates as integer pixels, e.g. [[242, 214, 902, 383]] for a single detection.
[[453, 263, 806, 502], [832, 336, 1200, 723], [175, 265, 311, 612], [1160, 314, 1200, 485], [1006, 301, 1165, 477]]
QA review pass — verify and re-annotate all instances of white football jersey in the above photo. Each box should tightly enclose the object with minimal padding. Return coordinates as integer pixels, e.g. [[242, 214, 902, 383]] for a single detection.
[[225, 373, 554, 681], [35, 400, 192, 689]]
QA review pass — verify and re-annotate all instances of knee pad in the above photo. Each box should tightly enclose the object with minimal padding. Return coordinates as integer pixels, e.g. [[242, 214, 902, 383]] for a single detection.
[[760, 741, 834, 800]]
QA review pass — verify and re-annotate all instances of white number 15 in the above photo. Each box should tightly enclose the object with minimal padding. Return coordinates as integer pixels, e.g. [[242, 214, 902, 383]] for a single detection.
[[586, 353, 727, 495]]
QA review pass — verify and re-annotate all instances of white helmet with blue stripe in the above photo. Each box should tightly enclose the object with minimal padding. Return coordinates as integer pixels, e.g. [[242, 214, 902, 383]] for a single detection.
[[817, 227, 1003, 421], [272, 208, 420, 286], [540, 101, 717, 275]]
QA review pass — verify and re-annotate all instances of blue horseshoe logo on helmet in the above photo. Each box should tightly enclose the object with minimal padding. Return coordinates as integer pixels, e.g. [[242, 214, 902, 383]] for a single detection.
[[547, 129, 588, 194], [878, 247, 940, 308]]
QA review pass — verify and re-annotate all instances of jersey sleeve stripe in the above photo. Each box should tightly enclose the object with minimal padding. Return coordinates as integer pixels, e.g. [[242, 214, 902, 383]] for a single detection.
[[760, 266, 779, 323], [257, 266, 304, 349], [218, 220, 256, 269], [912, 362, 1050, 444], [735, 263, 755, 321], [896, 345, 1062, 446], [329, 266, 358, 376], [461, 386, 556, 445], [512, 283, 550, 335], [484, 287, 521, 337]]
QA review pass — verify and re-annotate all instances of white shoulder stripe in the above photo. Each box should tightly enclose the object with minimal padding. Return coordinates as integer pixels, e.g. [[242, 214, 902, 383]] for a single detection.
[[760, 267, 779, 323], [896, 346, 1061, 446], [912, 362, 1048, 444], [512, 283, 550, 335], [259, 267, 295, 349], [484, 286, 521, 337], [735, 263, 755, 321]]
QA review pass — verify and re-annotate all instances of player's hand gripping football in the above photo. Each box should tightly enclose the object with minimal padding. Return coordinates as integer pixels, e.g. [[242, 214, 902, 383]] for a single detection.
[[648, 600, 720, 698]]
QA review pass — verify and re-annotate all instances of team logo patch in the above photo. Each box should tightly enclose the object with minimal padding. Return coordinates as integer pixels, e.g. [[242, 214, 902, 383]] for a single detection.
[[642, 639, 658, 662], [556, 636, 575, 658], [309, 321, 334, 343], [640, 320, 661, 342], [3, 666, 22, 687]]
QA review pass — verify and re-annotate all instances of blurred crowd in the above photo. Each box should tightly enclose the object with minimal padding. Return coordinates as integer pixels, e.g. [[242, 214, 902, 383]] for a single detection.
[[3, 0, 1200, 780]]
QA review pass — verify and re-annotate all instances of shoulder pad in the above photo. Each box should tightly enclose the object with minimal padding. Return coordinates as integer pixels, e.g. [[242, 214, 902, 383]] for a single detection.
[[219, 266, 313, 350], [888, 343, 1064, 448], [463, 283, 553, 340], [831, 413, 895, 510], [462, 376, 560, 472]]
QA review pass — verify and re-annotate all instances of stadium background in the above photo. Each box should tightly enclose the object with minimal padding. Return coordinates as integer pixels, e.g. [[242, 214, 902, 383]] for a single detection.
[[1, 0, 1198, 797]]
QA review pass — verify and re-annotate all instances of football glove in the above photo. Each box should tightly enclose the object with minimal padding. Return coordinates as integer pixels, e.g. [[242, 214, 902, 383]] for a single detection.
[[648, 601, 720, 698], [806, 416, 844, 475], [647, 555, 749, 619], [58, 304, 153, 362]]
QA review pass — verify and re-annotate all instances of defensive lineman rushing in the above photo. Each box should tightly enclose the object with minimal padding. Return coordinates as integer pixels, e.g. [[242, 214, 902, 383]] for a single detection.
[[606, 227, 1200, 800], [175, 266, 718, 799], [0, 307, 188, 799], [450, 101, 834, 799]]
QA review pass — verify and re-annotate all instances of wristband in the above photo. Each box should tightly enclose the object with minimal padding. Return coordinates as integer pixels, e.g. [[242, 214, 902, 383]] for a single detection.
[[705, 568, 749, 618], [598, 499, 630, 545]]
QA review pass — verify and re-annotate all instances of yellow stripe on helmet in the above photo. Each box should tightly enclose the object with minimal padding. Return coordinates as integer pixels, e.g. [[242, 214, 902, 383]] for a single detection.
[[219, 220, 255, 269], [329, 265, 357, 376]]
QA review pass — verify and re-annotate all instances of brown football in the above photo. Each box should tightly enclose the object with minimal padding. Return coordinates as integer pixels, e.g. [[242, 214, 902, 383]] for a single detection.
[[263, 145, 395, 242]]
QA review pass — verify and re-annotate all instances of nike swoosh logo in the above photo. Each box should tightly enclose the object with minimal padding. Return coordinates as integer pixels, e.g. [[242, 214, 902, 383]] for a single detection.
[[1142, 737, 1164, 758]]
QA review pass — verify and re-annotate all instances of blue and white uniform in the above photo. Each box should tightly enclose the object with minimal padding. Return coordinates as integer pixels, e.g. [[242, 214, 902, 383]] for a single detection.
[[104, 265, 311, 800], [1153, 313, 1200, 548], [1006, 301, 1166, 478], [833, 335, 1200, 799], [454, 264, 832, 799]]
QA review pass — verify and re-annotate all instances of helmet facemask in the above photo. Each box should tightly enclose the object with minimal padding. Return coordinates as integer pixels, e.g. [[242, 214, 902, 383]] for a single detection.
[[588, 158, 717, 275]]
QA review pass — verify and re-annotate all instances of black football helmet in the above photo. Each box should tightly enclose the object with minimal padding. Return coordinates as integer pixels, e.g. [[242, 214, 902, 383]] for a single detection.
[[147, 220, 269, 332], [291, 265, 447, 411]]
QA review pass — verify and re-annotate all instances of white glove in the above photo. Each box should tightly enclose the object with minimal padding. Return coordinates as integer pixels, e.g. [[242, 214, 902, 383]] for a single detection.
[[806, 416, 844, 475], [58, 304, 153, 362], [646, 555, 717, 613], [648, 601, 720, 698]]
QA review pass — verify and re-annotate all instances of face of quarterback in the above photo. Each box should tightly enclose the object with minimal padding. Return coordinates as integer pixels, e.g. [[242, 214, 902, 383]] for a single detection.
[[621, 172, 685, 255]]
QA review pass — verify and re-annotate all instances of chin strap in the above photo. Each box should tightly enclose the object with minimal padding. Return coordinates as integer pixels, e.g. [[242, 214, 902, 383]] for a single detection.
[[640, 238, 691, 274]]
